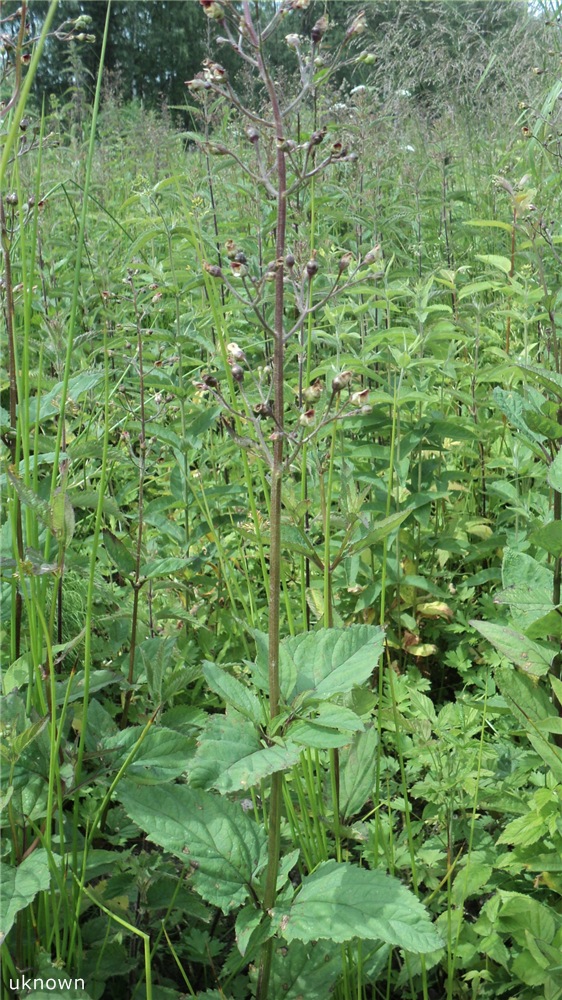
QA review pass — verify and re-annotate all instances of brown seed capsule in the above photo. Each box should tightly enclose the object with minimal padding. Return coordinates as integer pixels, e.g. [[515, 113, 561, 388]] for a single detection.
[[234, 250, 247, 264], [285, 253, 295, 269], [332, 371, 353, 393], [5, 192, 18, 206], [202, 373, 219, 389], [363, 244, 382, 266], [230, 362, 244, 383]]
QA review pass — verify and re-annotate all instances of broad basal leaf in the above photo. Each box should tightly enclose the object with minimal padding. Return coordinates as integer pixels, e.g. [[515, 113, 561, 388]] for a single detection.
[[265, 940, 342, 1000], [119, 781, 267, 911], [339, 726, 378, 819], [189, 712, 261, 790], [203, 662, 263, 724], [470, 621, 553, 677], [280, 626, 384, 703], [496, 668, 562, 782], [272, 861, 442, 953], [0, 849, 52, 943], [100, 726, 193, 783]]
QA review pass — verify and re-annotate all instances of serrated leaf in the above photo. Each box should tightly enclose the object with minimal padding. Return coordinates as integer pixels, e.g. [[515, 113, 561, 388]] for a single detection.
[[190, 713, 261, 790], [100, 726, 193, 783], [475, 253, 512, 274], [0, 849, 52, 943], [492, 388, 543, 445], [266, 940, 342, 1000], [140, 556, 192, 580], [343, 508, 414, 560], [103, 530, 136, 577], [272, 860, 442, 953], [548, 449, 562, 492], [496, 667, 562, 782], [470, 621, 553, 677], [339, 726, 378, 819], [280, 626, 385, 703], [203, 662, 263, 723], [529, 520, 562, 559], [214, 741, 303, 793], [119, 781, 267, 911]]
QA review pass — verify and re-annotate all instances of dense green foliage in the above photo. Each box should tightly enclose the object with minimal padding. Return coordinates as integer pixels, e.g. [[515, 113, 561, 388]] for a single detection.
[[2, 1, 562, 999]]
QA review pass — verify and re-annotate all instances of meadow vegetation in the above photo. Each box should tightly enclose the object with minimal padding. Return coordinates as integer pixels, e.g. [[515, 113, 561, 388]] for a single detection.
[[2, 2, 562, 999]]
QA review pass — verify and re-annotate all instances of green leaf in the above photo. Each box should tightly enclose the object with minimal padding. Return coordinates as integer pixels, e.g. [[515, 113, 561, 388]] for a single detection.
[[190, 713, 261, 790], [103, 530, 136, 577], [470, 621, 553, 677], [339, 726, 378, 819], [280, 626, 385, 703], [203, 662, 263, 724], [496, 667, 562, 782], [119, 781, 267, 912], [343, 508, 414, 561], [49, 491, 75, 545], [140, 556, 193, 580], [272, 861, 442, 953], [214, 742, 302, 793], [475, 253, 512, 274], [265, 940, 342, 1000], [492, 388, 543, 445], [100, 726, 193, 783], [0, 849, 52, 943], [548, 449, 562, 492], [529, 520, 562, 559]]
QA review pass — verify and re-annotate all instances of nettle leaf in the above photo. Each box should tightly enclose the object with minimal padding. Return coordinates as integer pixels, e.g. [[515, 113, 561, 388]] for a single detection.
[[140, 556, 193, 580], [203, 662, 263, 723], [280, 626, 384, 703], [190, 712, 261, 790], [470, 621, 553, 677], [119, 781, 267, 912], [100, 726, 193, 783], [272, 861, 442, 953], [341, 507, 414, 561], [339, 726, 378, 819], [548, 448, 562, 492], [266, 940, 342, 1000], [214, 742, 303, 794], [191, 711, 300, 792], [496, 667, 562, 782], [0, 849, 52, 943], [529, 521, 562, 559], [103, 530, 136, 577]]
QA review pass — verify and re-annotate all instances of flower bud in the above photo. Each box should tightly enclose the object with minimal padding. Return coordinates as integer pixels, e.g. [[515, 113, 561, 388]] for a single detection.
[[303, 379, 323, 402], [285, 33, 301, 49], [331, 141, 348, 159], [346, 11, 367, 38], [350, 388, 369, 406], [285, 253, 296, 269], [225, 239, 238, 259], [203, 261, 223, 279], [207, 142, 229, 156], [226, 342, 246, 362], [306, 255, 319, 279], [362, 244, 382, 266], [201, 373, 219, 389], [308, 127, 327, 148], [299, 409, 316, 427], [185, 76, 210, 91], [6, 192, 18, 206], [254, 402, 274, 419], [200, 0, 225, 19], [311, 15, 328, 44], [338, 251, 353, 274], [229, 363, 244, 383], [245, 126, 259, 143], [332, 371, 353, 393], [230, 260, 248, 278]]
